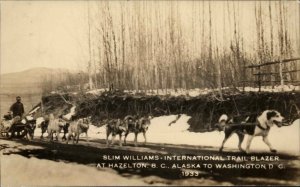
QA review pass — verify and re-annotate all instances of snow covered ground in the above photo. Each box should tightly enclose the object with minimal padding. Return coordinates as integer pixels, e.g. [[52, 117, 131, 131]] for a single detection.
[[242, 85, 300, 92], [0, 145, 148, 186], [0, 140, 231, 186], [35, 114, 300, 155], [83, 85, 300, 97]]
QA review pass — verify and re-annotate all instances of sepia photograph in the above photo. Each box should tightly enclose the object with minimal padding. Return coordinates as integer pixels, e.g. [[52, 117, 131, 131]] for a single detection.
[[0, 0, 300, 186]]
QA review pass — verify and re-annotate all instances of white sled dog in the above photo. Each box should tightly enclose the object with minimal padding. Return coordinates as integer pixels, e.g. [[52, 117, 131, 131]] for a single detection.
[[47, 114, 67, 141], [66, 117, 91, 144], [218, 110, 284, 153]]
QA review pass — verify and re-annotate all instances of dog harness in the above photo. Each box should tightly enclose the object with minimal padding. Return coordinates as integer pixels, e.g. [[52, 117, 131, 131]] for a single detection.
[[256, 121, 270, 131]]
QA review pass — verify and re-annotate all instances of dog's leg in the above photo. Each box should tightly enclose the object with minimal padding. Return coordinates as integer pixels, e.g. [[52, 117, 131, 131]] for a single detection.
[[124, 132, 129, 145], [245, 135, 254, 154], [219, 130, 234, 152], [41, 128, 45, 139], [263, 135, 276, 153], [72, 133, 75, 144], [49, 131, 53, 142], [143, 131, 147, 145], [86, 131, 89, 142], [26, 133, 30, 141], [134, 132, 138, 147], [66, 133, 69, 144], [106, 130, 110, 146], [237, 133, 245, 152], [56, 131, 60, 141], [106, 134, 109, 146], [118, 133, 122, 146], [74, 133, 77, 144], [27, 130, 31, 141], [111, 134, 116, 146], [29, 128, 34, 140], [62, 133, 66, 141], [76, 133, 79, 144], [25, 130, 29, 141]]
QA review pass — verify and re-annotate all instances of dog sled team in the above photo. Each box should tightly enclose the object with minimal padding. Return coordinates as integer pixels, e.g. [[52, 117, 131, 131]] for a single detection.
[[1, 96, 152, 147], [1, 96, 289, 153], [37, 113, 151, 147]]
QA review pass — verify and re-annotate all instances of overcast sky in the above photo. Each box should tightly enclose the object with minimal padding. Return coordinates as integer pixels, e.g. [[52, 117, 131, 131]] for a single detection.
[[0, 1, 90, 74], [1, 1, 299, 74]]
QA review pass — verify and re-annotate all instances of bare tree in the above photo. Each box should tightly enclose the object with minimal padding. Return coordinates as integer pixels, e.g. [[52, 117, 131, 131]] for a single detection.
[[87, 1, 94, 90]]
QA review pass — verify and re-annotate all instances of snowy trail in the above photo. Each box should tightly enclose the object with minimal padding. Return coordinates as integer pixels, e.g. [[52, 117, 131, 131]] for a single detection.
[[35, 114, 299, 155]]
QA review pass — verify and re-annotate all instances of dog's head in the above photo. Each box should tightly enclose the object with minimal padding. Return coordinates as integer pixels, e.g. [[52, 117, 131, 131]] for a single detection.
[[140, 117, 151, 131], [116, 119, 128, 132], [265, 110, 284, 127], [124, 115, 136, 129], [82, 116, 92, 124], [49, 113, 55, 120], [124, 115, 136, 124]]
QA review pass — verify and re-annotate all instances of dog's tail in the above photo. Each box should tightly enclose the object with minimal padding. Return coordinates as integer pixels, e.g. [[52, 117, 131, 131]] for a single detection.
[[215, 114, 229, 131], [218, 114, 228, 123]]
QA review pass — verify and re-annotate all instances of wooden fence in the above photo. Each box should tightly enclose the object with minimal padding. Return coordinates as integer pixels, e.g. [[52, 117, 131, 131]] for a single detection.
[[244, 57, 300, 92]]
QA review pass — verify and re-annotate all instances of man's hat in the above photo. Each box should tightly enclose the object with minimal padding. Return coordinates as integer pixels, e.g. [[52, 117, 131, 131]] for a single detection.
[[16, 96, 21, 99]]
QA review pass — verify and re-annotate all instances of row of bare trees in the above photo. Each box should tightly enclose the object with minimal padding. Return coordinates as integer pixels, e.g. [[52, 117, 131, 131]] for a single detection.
[[44, 1, 300, 94], [252, 1, 298, 86]]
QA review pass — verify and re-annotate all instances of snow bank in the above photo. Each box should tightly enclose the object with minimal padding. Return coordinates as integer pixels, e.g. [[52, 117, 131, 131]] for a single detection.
[[89, 115, 299, 155], [84, 85, 299, 99], [63, 106, 76, 120], [88, 124, 106, 137], [242, 85, 300, 92], [86, 88, 107, 95]]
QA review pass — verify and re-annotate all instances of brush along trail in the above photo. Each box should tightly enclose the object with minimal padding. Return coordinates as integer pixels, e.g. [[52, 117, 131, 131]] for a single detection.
[[38, 91, 300, 132]]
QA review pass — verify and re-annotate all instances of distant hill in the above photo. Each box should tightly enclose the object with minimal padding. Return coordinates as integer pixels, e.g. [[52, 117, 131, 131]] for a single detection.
[[0, 67, 72, 94]]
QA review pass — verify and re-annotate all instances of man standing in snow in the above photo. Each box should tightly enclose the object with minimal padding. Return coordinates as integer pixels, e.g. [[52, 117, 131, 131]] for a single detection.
[[10, 96, 25, 118]]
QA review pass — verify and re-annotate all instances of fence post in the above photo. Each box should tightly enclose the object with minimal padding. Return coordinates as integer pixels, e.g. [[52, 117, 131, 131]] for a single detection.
[[258, 66, 261, 92], [243, 60, 246, 92], [279, 58, 284, 91]]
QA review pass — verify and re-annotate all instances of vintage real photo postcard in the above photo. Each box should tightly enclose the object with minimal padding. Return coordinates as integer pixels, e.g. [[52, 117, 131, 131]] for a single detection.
[[0, 0, 299, 186]]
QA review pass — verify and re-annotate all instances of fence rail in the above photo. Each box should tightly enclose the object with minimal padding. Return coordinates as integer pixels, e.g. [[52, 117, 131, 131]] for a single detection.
[[253, 69, 300, 76], [244, 57, 300, 91], [246, 57, 300, 68]]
